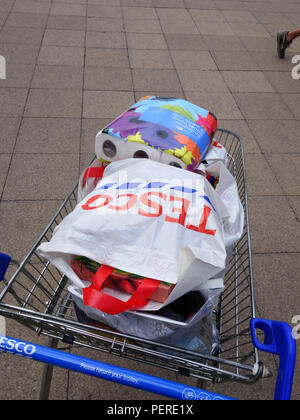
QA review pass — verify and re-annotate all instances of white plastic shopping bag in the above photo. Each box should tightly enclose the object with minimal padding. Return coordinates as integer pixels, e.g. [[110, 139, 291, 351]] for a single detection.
[[204, 139, 228, 167], [38, 159, 242, 315], [77, 159, 105, 204]]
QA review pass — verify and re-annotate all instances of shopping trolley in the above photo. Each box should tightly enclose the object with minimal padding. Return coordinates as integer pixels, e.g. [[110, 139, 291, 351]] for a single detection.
[[0, 129, 296, 401]]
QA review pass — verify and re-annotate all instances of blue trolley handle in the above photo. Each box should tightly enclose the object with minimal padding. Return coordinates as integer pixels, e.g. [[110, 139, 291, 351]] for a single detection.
[[0, 334, 235, 400], [0, 253, 11, 282], [250, 319, 297, 401]]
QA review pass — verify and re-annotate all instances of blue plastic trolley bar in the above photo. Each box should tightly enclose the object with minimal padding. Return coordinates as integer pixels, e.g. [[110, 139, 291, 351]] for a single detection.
[[250, 319, 296, 401], [0, 318, 296, 400], [0, 334, 233, 401]]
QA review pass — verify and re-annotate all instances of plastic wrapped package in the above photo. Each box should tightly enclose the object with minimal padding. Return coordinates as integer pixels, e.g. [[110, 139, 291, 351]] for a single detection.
[[73, 286, 223, 356], [95, 96, 218, 171]]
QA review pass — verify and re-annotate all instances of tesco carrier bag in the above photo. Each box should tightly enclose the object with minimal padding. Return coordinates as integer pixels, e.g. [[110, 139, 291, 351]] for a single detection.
[[37, 159, 241, 317]]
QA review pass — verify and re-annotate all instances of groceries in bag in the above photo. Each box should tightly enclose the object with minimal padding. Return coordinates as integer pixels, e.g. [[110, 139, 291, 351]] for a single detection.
[[37, 96, 244, 354], [73, 287, 222, 355], [71, 257, 175, 304], [78, 136, 228, 204], [96, 96, 218, 171], [38, 158, 242, 316]]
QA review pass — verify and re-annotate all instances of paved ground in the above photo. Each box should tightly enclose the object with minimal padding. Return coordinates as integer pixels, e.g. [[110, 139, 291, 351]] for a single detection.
[[0, 0, 300, 401]]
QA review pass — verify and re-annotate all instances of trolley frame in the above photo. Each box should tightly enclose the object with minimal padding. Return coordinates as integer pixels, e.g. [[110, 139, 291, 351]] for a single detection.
[[0, 129, 296, 400]]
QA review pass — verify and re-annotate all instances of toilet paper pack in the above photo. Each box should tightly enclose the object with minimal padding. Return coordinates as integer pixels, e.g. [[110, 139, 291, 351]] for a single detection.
[[95, 96, 217, 171]]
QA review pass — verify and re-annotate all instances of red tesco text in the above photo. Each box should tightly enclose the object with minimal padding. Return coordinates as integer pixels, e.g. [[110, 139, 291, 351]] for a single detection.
[[81, 192, 216, 236]]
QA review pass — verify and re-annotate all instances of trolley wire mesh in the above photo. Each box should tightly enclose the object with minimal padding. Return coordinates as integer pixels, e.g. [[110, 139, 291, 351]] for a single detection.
[[0, 129, 261, 384]]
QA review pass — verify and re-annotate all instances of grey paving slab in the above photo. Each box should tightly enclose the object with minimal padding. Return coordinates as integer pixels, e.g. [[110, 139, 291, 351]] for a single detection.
[[214, 0, 248, 11], [285, 12, 300, 26], [0, 117, 21, 153], [203, 34, 246, 51], [0, 88, 28, 116], [250, 50, 297, 72], [171, 50, 217, 70], [197, 21, 235, 36], [244, 1, 281, 13], [222, 10, 257, 23], [5, 12, 48, 28], [282, 94, 300, 120], [122, 6, 157, 20], [86, 31, 126, 48], [190, 9, 225, 23], [178, 69, 229, 92], [240, 35, 274, 52], [2, 153, 79, 201], [186, 91, 243, 120], [247, 119, 300, 153], [264, 71, 300, 93], [12, 0, 51, 15], [31, 65, 84, 90], [248, 196, 300, 253], [123, 18, 161, 33], [0, 0, 14, 13], [222, 70, 275, 93], [289, 196, 300, 221], [0, 27, 45, 45], [184, 0, 218, 9], [0, 12, 7, 27], [156, 8, 198, 34], [134, 90, 185, 101], [229, 22, 271, 38], [47, 15, 86, 31], [84, 67, 133, 91], [252, 11, 291, 25], [152, 0, 185, 7], [87, 5, 123, 19], [266, 154, 300, 196], [217, 119, 261, 153], [83, 90, 135, 118], [0, 63, 35, 88], [0, 43, 40, 65], [38, 45, 85, 67], [90, 0, 120, 6], [245, 153, 285, 196], [0, 153, 11, 197], [132, 69, 181, 91], [43, 29, 86, 47], [164, 33, 208, 50], [0, 200, 64, 261], [126, 33, 167, 49], [121, 0, 153, 6], [50, 3, 87, 17], [24, 89, 82, 118], [211, 50, 259, 71], [87, 17, 124, 32], [233, 93, 293, 120], [129, 49, 173, 69], [15, 117, 81, 154], [85, 48, 130, 67]]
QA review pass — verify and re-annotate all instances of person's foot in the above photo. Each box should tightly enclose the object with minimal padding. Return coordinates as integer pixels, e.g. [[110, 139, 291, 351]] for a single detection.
[[277, 31, 292, 59]]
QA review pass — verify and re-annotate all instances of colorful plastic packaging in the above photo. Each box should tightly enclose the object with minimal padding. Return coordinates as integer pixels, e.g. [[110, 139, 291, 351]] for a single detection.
[[96, 96, 217, 171]]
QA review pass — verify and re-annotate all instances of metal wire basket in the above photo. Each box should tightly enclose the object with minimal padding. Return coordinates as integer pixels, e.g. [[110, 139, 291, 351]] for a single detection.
[[0, 129, 262, 394]]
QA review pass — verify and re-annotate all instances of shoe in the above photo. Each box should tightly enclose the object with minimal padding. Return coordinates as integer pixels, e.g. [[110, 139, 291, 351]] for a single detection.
[[277, 31, 292, 59]]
